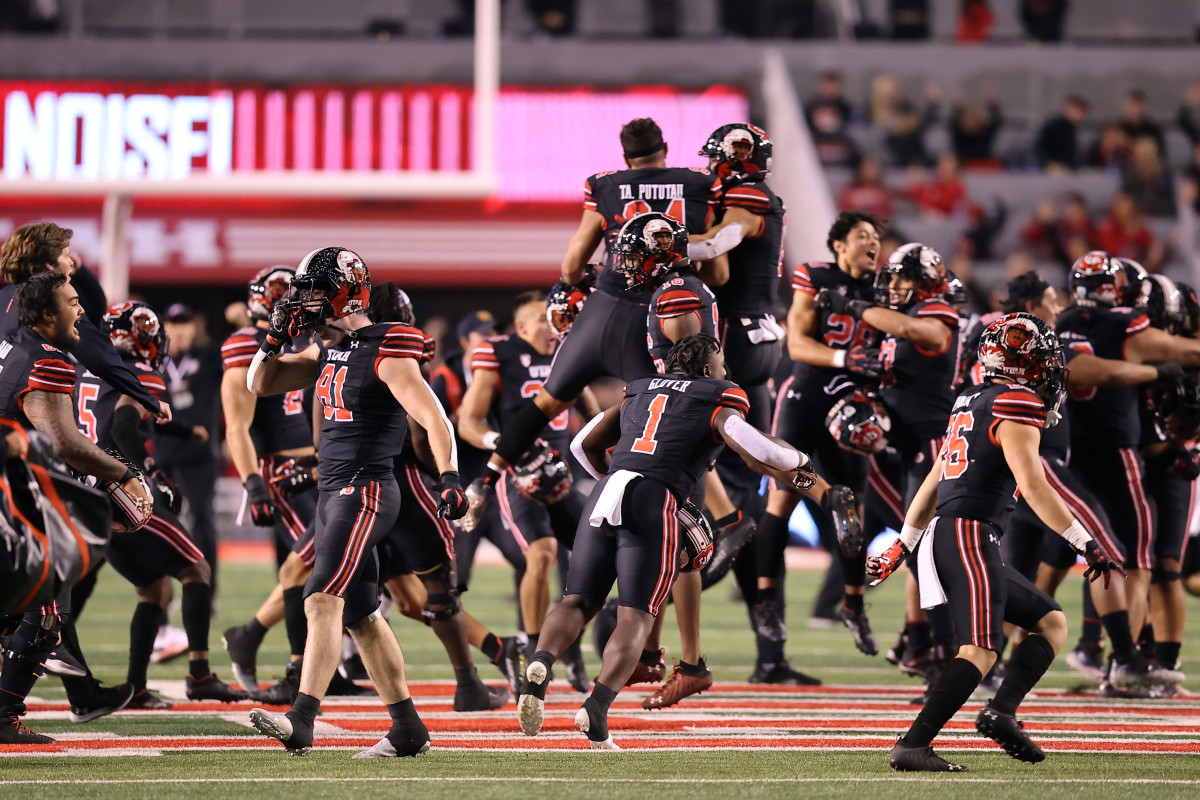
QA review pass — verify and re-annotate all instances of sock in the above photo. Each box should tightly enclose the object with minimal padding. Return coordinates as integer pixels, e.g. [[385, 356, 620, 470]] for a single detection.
[[755, 513, 790, 578], [127, 602, 161, 689], [906, 621, 931, 653], [902, 657, 983, 748], [189, 658, 211, 681], [0, 648, 41, 711], [581, 680, 618, 742], [57, 619, 97, 705], [526, 651, 555, 699], [283, 587, 308, 658], [926, 605, 957, 652], [494, 402, 554, 465], [640, 648, 662, 665], [525, 632, 540, 661], [1137, 623, 1155, 651], [836, 545, 868, 589], [1081, 616, 1103, 646], [181, 581, 211, 655], [715, 510, 741, 529], [245, 617, 269, 645], [1100, 611, 1135, 660], [1080, 583, 1102, 644], [843, 594, 864, 614], [588, 680, 618, 716], [481, 633, 502, 663], [286, 692, 321, 743], [677, 658, 707, 676], [1155, 641, 1181, 669], [990, 635, 1055, 716], [454, 666, 480, 687], [385, 698, 429, 753]]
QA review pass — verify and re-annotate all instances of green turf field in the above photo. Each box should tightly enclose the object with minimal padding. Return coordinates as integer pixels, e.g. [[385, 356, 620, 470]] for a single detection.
[[4, 559, 1199, 799]]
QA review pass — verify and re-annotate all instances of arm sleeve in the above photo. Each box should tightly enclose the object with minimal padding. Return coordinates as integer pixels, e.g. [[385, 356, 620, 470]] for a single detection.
[[915, 301, 961, 328], [992, 389, 1047, 429], [71, 266, 110, 328], [28, 358, 77, 394], [791, 263, 816, 297], [73, 317, 161, 415], [469, 341, 500, 372]]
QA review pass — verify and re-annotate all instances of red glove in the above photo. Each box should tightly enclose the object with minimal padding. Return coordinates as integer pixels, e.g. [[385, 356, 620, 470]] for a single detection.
[[1081, 541, 1125, 589], [844, 346, 881, 382], [866, 539, 909, 586]]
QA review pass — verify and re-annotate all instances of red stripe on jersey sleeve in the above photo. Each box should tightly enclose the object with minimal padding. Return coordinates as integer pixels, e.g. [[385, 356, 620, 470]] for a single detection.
[[707, 175, 723, 206], [1126, 315, 1150, 335], [28, 358, 77, 394], [916, 302, 960, 328], [717, 386, 751, 417], [379, 324, 425, 360], [421, 335, 437, 365], [723, 186, 770, 213], [791, 264, 815, 295], [221, 334, 260, 369], [583, 177, 597, 210], [137, 374, 167, 399], [992, 410, 1046, 429], [653, 289, 704, 319], [469, 341, 500, 372], [992, 388, 1047, 428]]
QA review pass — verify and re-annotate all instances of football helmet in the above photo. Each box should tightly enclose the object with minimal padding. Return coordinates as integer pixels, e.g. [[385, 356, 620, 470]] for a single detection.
[[874, 243, 947, 310], [825, 388, 892, 455], [1177, 281, 1200, 338], [699, 123, 772, 187], [104, 301, 168, 369], [977, 312, 1068, 417], [291, 247, 370, 328], [944, 268, 969, 306], [546, 264, 597, 340], [1069, 251, 1126, 307], [1146, 374, 1200, 444], [1144, 274, 1187, 333], [248, 266, 295, 322], [1115, 257, 1150, 307], [676, 500, 715, 573], [613, 213, 689, 291], [508, 439, 572, 505]]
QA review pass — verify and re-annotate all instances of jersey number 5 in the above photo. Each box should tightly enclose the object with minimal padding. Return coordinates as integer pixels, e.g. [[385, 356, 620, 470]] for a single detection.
[[77, 383, 100, 443], [632, 393, 668, 455], [941, 411, 974, 480], [520, 381, 568, 431], [316, 364, 353, 422]]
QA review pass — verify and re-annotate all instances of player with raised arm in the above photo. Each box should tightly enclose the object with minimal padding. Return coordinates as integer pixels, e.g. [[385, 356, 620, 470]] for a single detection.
[[245, 247, 465, 758]]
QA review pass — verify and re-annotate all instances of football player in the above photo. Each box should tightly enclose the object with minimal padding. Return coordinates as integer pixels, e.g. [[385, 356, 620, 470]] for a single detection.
[[516, 333, 816, 750], [460, 117, 723, 529], [79, 301, 247, 708], [0, 273, 151, 744], [246, 247, 464, 758], [870, 313, 1121, 771]]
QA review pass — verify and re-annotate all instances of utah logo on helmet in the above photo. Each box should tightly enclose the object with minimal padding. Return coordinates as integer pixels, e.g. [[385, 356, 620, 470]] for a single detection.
[[614, 212, 689, 290], [699, 122, 772, 187], [104, 301, 168, 369], [1069, 250, 1126, 307], [977, 312, 1067, 411], [293, 246, 371, 327], [248, 265, 296, 322], [874, 242, 947, 310]]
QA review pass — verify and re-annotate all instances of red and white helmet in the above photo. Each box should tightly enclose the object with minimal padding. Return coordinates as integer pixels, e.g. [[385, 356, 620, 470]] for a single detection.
[[248, 265, 295, 322], [104, 301, 168, 369], [1069, 251, 1126, 307], [977, 312, 1067, 410], [825, 388, 891, 455], [292, 247, 370, 327]]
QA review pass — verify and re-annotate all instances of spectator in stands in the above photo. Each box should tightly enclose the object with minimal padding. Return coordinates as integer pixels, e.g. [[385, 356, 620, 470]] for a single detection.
[[1020, 0, 1068, 43], [907, 152, 971, 217], [890, 0, 930, 39], [883, 85, 940, 168], [1122, 135, 1176, 217], [809, 101, 860, 168], [955, 0, 994, 43], [1176, 83, 1200, 145], [1183, 140, 1200, 215], [1020, 198, 1063, 262], [806, 71, 853, 133], [951, 85, 1003, 169], [1036, 96, 1088, 171], [868, 72, 902, 126], [837, 156, 892, 220], [1119, 90, 1166, 157], [1058, 192, 1098, 263], [1097, 190, 1163, 271], [1086, 122, 1130, 173]]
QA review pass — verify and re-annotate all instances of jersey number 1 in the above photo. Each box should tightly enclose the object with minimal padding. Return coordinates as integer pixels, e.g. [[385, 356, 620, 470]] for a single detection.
[[316, 364, 353, 422], [632, 393, 668, 454]]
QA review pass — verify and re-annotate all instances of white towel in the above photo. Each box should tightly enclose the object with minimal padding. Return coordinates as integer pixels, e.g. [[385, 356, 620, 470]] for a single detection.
[[588, 470, 643, 528], [917, 517, 948, 609]]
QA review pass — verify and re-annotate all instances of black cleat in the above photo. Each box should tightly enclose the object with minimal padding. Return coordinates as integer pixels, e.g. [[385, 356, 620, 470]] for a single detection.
[[885, 628, 907, 666], [839, 607, 879, 656], [889, 738, 967, 771], [562, 640, 591, 693], [748, 660, 822, 686], [221, 624, 260, 694], [975, 700, 1045, 763], [254, 661, 301, 705], [327, 668, 376, 697], [707, 515, 756, 581], [498, 636, 525, 697], [453, 670, 511, 712], [42, 645, 88, 678], [829, 485, 863, 558], [186, 673, 250, 702], [750, 599, 787, 645], [126, 688, 173, 710], [249, 708, 311, 756], [69, 682, 135, 723], [0, 705, 55, 744], [342, 652, 368, 681]]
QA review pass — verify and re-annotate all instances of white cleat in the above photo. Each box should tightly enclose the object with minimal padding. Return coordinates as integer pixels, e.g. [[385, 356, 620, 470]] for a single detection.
[[574, 706, 619, 750], [518, 661, 548, 736], [353, 737, 432, 759], [249, 708, 310, 756]]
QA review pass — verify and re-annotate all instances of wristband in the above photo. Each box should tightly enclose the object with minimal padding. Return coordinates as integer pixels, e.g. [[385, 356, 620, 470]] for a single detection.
[[119, 467, 137, 484], [831, 350, 847, 369], [900, 524, 925, 550], [1060, 519, 1093, 552], [482, 431, 501, 450]]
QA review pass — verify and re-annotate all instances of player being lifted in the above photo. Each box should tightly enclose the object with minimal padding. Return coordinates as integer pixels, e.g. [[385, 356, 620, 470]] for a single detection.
[[245, 247, 467, 758]]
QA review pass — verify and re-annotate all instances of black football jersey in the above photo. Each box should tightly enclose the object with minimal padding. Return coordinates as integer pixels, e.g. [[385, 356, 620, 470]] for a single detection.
[[713, 182, 786, 318], [76, 355, 168, 451], [0, 327, 77, 430], [1056, 305, 1150, 448], [469, 334, 570, 454], [584, 166, 720, 301], [315, 323, 427, 490], [936, 382, 1047, 527], [879, 298, 960, 446], [789, 261, 879, 388], [222, 326, 312, 457], [647, 271, 719, 369], [609, 374, 750, 500]]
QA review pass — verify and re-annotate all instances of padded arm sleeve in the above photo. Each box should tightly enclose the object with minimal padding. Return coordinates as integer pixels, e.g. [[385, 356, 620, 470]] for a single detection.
[[721, 414, 801, 471], [571, 411, 608, 480], [687, 224, 744, 261]]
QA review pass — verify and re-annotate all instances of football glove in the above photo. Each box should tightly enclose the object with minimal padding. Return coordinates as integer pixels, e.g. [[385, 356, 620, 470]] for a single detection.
[[844, 346, 882, 382], [867, 539, 909, 586], [146, 465, 182, 515], [435, 471, 470, 520], [816, 288, 871, 321], [243, 473, 275, 526], [271, 456, 317, 497], [1080, 541, 1125, 589], [790, 452, 817, 492], [262, 297, 297, 357], [458, 473, 497, 531], [1171, 447, 1200, 481]]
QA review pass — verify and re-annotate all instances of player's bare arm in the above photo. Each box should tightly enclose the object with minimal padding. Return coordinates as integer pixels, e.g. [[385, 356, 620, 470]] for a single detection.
[[24, 389, 143, 485], [248, 343, 321, 396], [787, 290, 842, 367], [860, 306, 953, 354], [378, 355, 458, 475], [560, 210, 606, 285], [996, 420, 1075, 533], [1124, 326, 1200, 367], [221, 365, 263, 481], [457, 366, 501, 451], [1066, 352, 1163, 388]]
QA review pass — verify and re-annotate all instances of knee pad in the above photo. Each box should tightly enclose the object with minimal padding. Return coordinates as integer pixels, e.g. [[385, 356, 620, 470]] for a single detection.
[[415, 561, 457, 594], [2, 614, 61, 671], [421, 591, 462, 623], [1150, 567, 1183, 584]]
